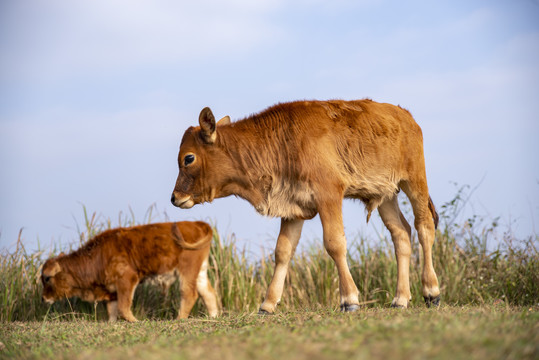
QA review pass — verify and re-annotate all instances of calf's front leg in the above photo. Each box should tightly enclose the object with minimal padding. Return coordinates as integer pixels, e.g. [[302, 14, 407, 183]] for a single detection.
[[115, 267, 139, 322], [259, 218, 304, 314], [318, 199, 360, 312], [106, 300, 118, 322]]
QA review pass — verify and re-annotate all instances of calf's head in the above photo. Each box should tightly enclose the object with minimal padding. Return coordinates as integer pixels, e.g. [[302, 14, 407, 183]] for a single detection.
[[171, 107, 231, 209], [41, 255, 73, 304]]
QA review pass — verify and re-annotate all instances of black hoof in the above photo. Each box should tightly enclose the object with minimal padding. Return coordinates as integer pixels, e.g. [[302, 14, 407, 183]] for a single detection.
[[390, 303, 406, 309], [340, 303, 360, 312], [424, 295, 440, 308], [258, 308, 274, 316]]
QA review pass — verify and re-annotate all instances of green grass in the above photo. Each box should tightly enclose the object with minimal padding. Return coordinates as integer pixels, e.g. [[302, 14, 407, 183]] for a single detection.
[[2, 216, 536, 322], [1, 306, 537, 360], [0, 188, 538, 358]]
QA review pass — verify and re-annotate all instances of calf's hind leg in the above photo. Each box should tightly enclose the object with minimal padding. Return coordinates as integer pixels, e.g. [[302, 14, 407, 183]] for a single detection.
[[177, 278, 198, 319], [196, 260, 219, 317], [401, 181, 440, 307], [378, 196, 412, 308]]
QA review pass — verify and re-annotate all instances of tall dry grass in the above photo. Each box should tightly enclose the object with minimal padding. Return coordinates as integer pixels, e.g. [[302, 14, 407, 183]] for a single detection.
[[0, 189, 537, 321]]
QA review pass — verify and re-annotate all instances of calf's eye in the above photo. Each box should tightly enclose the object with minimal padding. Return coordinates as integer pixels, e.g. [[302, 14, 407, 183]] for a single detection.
[[184, 154, 195, 166]]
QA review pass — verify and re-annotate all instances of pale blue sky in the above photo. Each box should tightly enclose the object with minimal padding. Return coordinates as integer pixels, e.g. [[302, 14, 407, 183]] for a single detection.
[[1, 0, 538, 253]]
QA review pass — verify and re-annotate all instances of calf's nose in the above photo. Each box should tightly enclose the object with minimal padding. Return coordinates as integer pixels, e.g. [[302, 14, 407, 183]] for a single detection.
[[171, 192, 176, 205]]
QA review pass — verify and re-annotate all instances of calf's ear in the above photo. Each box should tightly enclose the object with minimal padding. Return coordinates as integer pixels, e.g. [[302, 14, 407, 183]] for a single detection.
[[199, 107, 217, 143], [49, 261, 62, 276], [217, 115, 231, 126]]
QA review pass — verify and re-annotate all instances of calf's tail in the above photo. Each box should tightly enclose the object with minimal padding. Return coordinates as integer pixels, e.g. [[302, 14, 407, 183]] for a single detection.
[[171, 223, 213, 250], [428, 195, 439, 230]]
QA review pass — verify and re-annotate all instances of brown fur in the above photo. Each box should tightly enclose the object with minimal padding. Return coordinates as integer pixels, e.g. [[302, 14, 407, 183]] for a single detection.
[[172, 99, 441, 312], [41, 221, 220, 321]]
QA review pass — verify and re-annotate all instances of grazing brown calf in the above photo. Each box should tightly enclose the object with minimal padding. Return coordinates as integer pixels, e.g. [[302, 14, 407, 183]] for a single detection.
[[171, 99, 440, 313], [41, 221, 219, 321]]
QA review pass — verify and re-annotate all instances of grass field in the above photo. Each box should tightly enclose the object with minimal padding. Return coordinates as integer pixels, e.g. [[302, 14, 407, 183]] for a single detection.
[[1, 306, 537, 360], [1, 190, 538, 359]]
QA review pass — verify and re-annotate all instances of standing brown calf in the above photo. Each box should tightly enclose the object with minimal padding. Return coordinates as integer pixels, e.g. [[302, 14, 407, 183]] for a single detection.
[[171, 99, 440, 313], [41, 221, 219, 321]]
